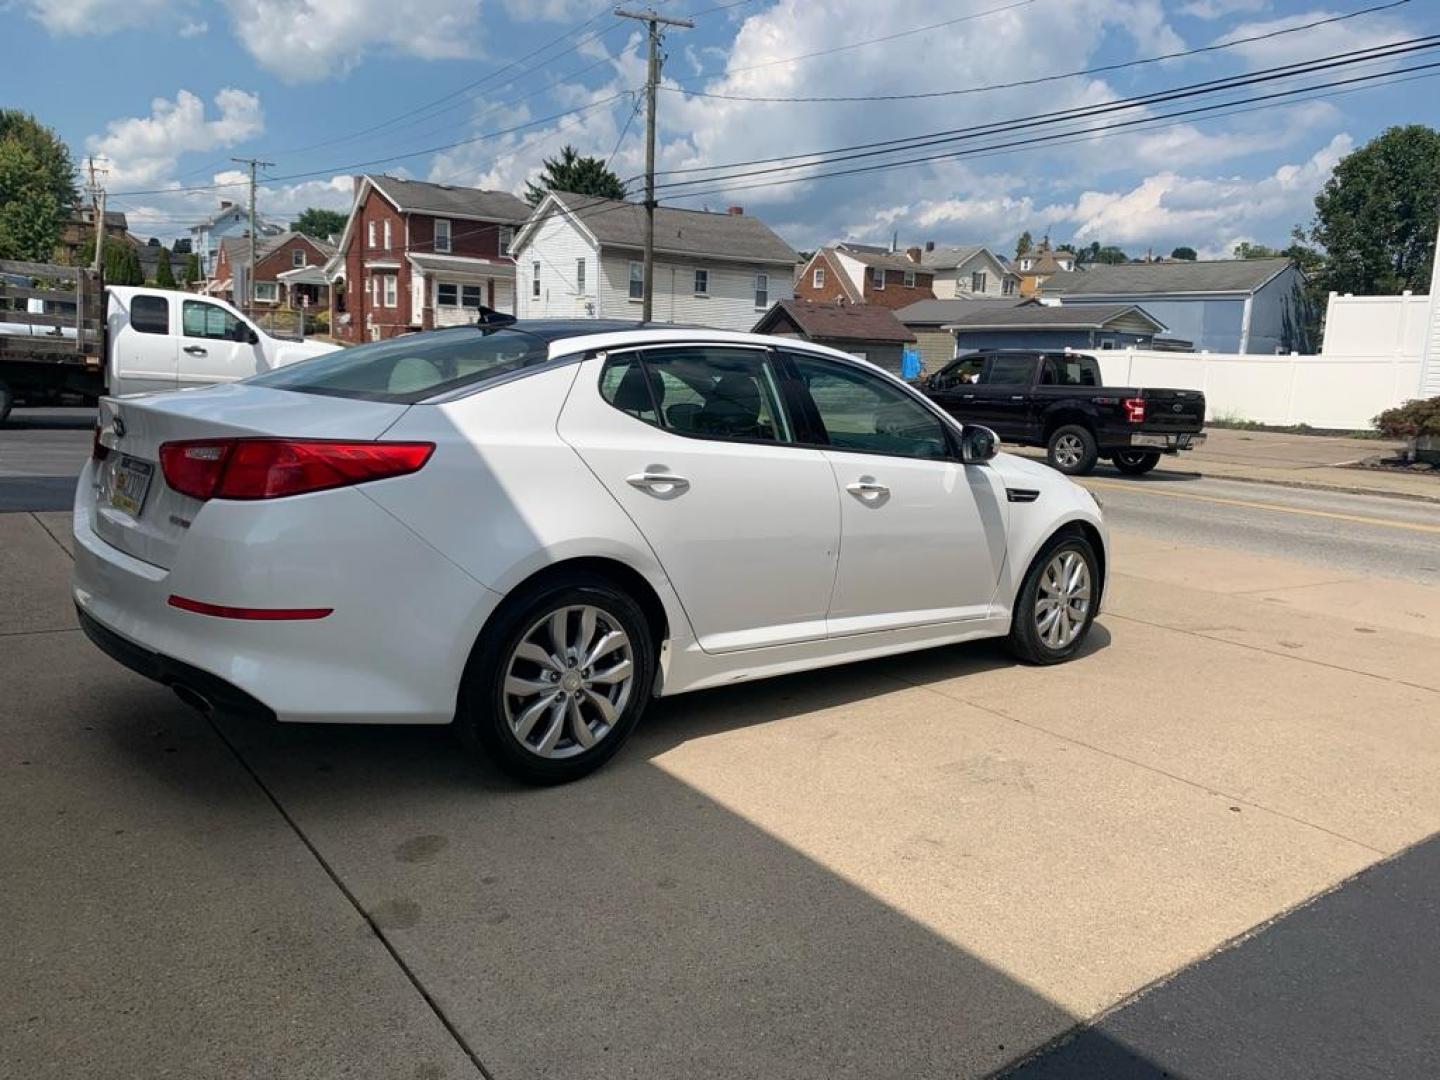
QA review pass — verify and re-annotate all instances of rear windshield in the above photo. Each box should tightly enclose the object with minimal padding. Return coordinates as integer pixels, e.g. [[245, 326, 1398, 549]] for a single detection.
[[248, 327, 552, 403]]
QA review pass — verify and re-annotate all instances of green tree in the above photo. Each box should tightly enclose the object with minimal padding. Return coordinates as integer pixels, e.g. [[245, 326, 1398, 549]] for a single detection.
[[1171, 246, 1197, 261], [1306, 125, 1440, 294], [1233, 241, 1282, 259], [155, 246, 176, 287], [102, 237, 143, 285], [182, 251, 201, 287], [523, 145, 628, 206], [1015, 230, 1033, 259], [0, 111, 76, 262], [291, 207, 348, 238]]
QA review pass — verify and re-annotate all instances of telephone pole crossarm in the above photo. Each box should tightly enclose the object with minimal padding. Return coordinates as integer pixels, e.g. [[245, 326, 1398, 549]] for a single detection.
[[614, 7, 692, 323]]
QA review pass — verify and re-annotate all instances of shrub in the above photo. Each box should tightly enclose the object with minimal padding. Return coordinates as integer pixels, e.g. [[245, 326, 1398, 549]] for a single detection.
[[1373, 396, 1440, 439]]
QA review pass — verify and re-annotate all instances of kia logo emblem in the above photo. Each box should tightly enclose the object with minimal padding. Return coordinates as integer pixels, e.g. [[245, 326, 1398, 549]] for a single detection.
[[113, 415, 126, 438]]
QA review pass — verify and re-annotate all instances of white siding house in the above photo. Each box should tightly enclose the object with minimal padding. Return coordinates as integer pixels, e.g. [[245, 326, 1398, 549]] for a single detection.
[[512, 191, 797, 331], [920, 245, 1015, 299]]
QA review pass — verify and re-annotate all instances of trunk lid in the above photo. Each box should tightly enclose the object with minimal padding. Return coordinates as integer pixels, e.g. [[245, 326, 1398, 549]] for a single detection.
[[92, 384, 410, 570], [1137, 388, 1205, 433]]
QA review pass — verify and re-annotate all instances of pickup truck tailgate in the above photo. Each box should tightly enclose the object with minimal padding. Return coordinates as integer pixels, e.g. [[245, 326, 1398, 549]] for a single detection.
[[1139, 388, 1205, 432]]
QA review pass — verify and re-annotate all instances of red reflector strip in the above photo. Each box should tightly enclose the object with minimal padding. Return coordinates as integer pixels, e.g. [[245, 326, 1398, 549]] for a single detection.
[[168, 595, 333, 620]]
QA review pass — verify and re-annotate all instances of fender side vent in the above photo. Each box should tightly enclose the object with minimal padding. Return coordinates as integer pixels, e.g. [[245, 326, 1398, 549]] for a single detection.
[[1007, 488, 1040, 503]]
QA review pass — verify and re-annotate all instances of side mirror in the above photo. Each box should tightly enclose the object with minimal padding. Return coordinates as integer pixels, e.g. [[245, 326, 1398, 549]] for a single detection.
[[959, 424, 999, 464]]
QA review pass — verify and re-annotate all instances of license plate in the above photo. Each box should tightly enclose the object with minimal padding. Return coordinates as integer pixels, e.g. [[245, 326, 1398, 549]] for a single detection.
[[1131, 434, 1169, 448], [109, 457, 154, 515]]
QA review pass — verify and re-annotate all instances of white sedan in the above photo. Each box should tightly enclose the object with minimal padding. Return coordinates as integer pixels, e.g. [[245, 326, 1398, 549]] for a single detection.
[[73, 320, 1107, 783]]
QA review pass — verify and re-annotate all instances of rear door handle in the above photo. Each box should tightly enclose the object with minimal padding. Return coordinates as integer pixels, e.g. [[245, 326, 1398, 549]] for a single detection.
[[626, 470, 690, 493], [845, 479, 889, 497], [183, 345, 207, 356], [961, 393, 975, 400], [1010, 395, 1025, 401]]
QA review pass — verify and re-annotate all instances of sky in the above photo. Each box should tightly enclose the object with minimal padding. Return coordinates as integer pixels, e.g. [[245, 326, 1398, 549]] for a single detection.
[[4, 0, 1438, 260]]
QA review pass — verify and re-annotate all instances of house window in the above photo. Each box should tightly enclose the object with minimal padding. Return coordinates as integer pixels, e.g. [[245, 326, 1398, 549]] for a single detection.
[[754, 272, 768, 309], [292, 248, 304, 268], [693, 268, 709, 295], [368, 221, 376, 249], [971, 271, 987, 293], [871, 267, 885, 290], [628, 261, 644, 300], [437, 282, 458, 306], [1019, 258, 1032, 272], [462, 284, 481, 308], [371, 276, 379, 308], [532, 261, 541, 299], [434, 219, 451, 254], [499, 227, 513, 255], [576, 257, 586, 294], [904, 269, 916, 288], [254, 281, 279, 303], [383, 274, 397, 308], [813, 266, 825, 289], [1002, 276, 1017, 296]]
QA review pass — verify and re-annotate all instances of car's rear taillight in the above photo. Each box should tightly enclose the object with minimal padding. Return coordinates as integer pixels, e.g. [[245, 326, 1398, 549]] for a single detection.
[[159, 439, 434, 501], [92, 424, 110, 461], [1123, 397, 1146, 423]]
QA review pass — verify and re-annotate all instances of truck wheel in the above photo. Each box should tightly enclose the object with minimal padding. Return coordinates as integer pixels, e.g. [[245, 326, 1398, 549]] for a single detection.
[[1112, 450, 1161, 476], [0, 382, 13, 425], [1046, 424, 1098, 476]]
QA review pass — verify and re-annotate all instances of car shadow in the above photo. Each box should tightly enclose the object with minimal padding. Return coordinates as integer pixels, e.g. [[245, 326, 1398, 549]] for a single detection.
[[2, 407, 97, 431]]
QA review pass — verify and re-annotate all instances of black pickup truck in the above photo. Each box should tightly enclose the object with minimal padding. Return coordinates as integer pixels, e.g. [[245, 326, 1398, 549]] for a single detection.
[[922, 349, 1206, 476]]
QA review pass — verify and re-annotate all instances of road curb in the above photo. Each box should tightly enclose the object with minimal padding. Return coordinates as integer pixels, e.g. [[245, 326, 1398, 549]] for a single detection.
[[1182, 469, 1440, 506]]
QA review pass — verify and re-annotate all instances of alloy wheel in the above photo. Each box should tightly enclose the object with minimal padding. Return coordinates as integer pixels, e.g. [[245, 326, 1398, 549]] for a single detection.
[[1053, 434, 1084, 469], [502, 604, 635, 759], [1034, 549, 1091, 649]]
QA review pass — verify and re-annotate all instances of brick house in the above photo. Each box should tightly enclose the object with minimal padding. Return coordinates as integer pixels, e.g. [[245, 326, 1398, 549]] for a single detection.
[[211, 231, 337, 309], [327, 175, 531, 344], [793, 243, 935, 310]]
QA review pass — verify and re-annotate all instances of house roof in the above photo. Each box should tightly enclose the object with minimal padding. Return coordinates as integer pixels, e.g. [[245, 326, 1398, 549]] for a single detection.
[[943, 301, 1166, 333], [369, 175, 531, 223], [218, 231, 337, 268], [754, 299, 916, 343], [1041, 257, 1294, 296], [535, 191, 799, 266], [831, 244, 930, 274], [894, 297, 1026, 326], [1015, 249, 1076, 275], [190, 203, 282, 233], [918, 244, 986, 269]]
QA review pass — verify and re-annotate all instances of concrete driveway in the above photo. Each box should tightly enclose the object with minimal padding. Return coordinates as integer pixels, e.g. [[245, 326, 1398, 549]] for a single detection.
[[5, 494, 1440, 1078]]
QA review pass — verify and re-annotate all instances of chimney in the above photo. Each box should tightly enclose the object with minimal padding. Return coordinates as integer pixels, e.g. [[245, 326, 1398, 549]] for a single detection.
[[925, 240, 935, 252], [905, 246, 922, 263], [727, 205, 744, 215]]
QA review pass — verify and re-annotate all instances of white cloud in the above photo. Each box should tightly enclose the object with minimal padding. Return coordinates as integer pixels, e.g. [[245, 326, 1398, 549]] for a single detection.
[[1178, 0, 1268, 18], [178, 18, 208, 37], [86, 88, 264, 189], [219, 0, 484, 82], [1214, 7, 1418, 69], [20, 0, 178, 34], [498, 0, 593, 20]]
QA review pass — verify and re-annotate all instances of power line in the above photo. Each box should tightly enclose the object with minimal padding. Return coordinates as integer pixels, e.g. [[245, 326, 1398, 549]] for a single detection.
[[665, 0, 1414, 103]]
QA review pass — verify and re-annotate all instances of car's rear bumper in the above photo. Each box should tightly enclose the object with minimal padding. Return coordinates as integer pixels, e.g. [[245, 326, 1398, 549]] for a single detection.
[[1127, 432, 1206, 451]]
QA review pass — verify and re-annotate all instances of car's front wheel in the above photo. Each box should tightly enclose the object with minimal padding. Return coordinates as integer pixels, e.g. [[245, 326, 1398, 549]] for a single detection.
[[1007, 531, 1099, 665], [458, 574, 654, 784], [1112, 450, 1161, 475]]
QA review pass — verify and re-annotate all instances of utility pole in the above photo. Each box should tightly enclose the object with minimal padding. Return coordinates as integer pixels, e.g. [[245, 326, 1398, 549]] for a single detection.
[[231, 156, 274, 316], [85, 156, 108, 273], [615, 6, 691, 322]]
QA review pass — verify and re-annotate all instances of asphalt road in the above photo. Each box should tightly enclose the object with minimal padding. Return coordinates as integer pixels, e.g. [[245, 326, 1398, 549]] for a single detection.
[[0, 406, 92, 511]]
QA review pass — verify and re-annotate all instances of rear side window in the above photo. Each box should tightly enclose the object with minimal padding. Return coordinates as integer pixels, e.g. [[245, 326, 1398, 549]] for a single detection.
[[1040, 354, 1100, 386], [600, 347, 793, 443], [248, 326, 551, 402], [982, 355, 1036, 385], [130, 295, 169, 335]]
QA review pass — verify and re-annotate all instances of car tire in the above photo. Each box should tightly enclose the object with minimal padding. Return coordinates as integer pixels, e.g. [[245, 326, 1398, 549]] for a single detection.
[[1046, 424, 1098, 475], [1006, 530, 1100, 665], [1111, 450, 1161, 475], [0, 382, 13, 426], [457, 573, 654, 785]]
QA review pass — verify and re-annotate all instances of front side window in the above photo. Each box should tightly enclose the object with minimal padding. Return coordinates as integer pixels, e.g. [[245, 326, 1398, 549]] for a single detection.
[[790, 354, 949, 460], [437, 282, 458, 306], [434, 219, 451, 253], [249, 326, 551, 403], [130, 295, 169, 335], [931, 355, 985, 389], [628, 261, 644, 300], [754, 272, 768, 308], [182, 300, 242, 341], [693, 268, 709, 295], [813, 267, 825, 288], [982, 354, 1037, 385], [600, 347, 793, 444], [532, 262, 541, 299]]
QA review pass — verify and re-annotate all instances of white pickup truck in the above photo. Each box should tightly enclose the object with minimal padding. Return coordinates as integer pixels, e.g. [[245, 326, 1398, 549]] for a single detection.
[[0, 267, 338, 423]]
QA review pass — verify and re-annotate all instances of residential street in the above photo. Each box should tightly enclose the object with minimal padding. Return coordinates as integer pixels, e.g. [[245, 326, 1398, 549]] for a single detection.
[[3, 406, 1440, 1077]]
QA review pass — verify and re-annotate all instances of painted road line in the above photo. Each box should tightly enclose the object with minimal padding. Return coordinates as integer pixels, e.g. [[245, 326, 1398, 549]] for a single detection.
[[1084, 479, 1440, 536]]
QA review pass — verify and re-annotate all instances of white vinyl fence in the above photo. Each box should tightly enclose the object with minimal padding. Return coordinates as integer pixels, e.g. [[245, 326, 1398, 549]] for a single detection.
[[1096, 349, 1422, 430]]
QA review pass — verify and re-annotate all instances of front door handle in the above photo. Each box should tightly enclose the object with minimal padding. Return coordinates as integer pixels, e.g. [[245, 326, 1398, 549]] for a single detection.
[[183, 345, 207, 356], [961, 393, 975, 400], [1010, 394, 1025, 401], [845, 479, 889, 497], [626, 470, 690, 494]]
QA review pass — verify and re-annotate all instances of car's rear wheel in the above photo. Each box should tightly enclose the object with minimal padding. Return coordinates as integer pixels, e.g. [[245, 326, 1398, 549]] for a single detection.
[[1046, 424, 1098, 475], [1112, 450, 1161, 475], [0, 381, 14, 426], [1007, 531, 1099, 665], [458, 574, 654, 784]]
